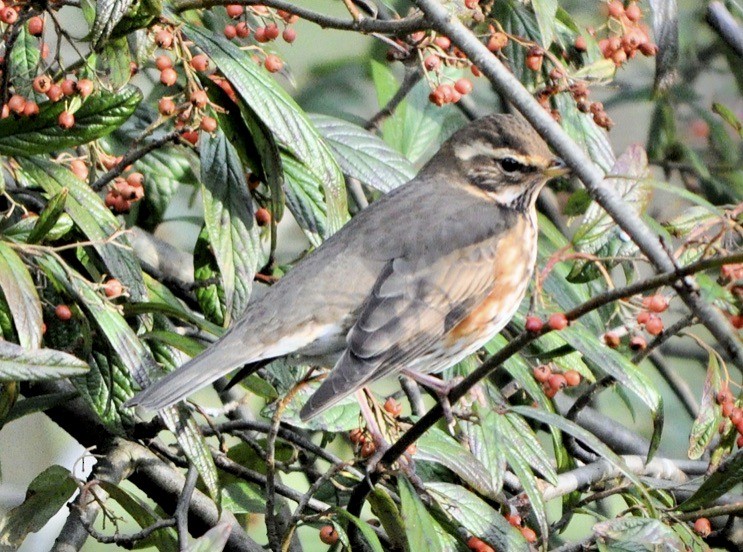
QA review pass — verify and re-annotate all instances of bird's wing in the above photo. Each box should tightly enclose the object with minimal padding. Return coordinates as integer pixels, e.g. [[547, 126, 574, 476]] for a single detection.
[[299, 239, 500, 420]]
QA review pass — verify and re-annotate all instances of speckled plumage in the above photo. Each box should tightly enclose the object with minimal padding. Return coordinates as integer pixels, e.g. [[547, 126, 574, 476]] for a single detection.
[[126, 114, 563, 420]]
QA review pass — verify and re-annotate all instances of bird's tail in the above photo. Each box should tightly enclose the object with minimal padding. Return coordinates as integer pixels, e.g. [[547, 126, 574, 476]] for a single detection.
[[124, 334, 260, 411]]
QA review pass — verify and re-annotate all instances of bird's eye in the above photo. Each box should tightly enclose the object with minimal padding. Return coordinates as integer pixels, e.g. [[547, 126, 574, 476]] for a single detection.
[[499, 157, 523, 173]]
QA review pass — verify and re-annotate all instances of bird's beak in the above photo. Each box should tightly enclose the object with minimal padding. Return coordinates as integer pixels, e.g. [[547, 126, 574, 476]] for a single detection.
[[543, 158, 570, 178]]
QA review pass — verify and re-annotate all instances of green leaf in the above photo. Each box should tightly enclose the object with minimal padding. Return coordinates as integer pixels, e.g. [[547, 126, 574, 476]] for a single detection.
[[399, 477, 445, 552], [712, 102, 743, 137], [184, 23, 347, 238], [569, 145, 652, 282], [91, 0, 135, 48], [4, 390, 78, 424], [18, 157, 147, 300], [282, 153, 328, 245], [555, 93, 615, 172], [0, 242, 42, 349], [188, 522, 231, 552], [679, 448, 743, 511], [0, 340, 89, 381], [0, 86, 141, 156], [688, 353, 724, 459], [533, 0, 558, 47], [9, 27, 41, 99], [594, 517, 684, 550], [27, 188, 68, 244], [200, 128, 263, 324], [309, 113, 416, 192], [334, 508, 385, 552], [100, 38, 132, 89], [0, 465, 77, 549], [368, 488, 408, 552], [426, 483, 528, 551]]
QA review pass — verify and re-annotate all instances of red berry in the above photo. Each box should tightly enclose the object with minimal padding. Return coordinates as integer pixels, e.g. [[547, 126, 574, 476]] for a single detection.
[[505, 513, 522, 527], [190, 89, 208, 108], [318, 525, 338, 545], [645, 315, 664, 336], [225, 4, 243, 18], [224, 24, 237, 39], [282, 27, 296, 43], [639, 42, 658, 56], [155, 29, 173, 49], [349, 428, 366, 444], [730, 408, 743, 425], [636, 310, 650, 325], [548, 313, 568, 331], [629, 335, 646, 351], [525, 316, 543, 333], [693, 517, 711, 537], [126, 172, 145, 188], [46, 84, 63, 102], [525, 47, 544, 72], [467, 536, 495, 552], [76, 79, 94, 98], [55, 304, 72, 321], [155, 55, 172, 71], [383, 397, 402, 418], [264, 54, 283, 73], [27, 16, 44, 36], [22, 101, 39, 117], [265, 23, 280, 40], [158, 97, 176, 116], [70, 159, 89, 180], [103, 279, 123, 298], [548, 373, 568, 392], [434, 36, 451, 49], [520, 526, 537, 543], [533, 364, 551, 383], [574, 36, 588, 52], [1, 7, 17, 24], [454, 78, 473, 95], [255, 207, 271, 226], [61, 79, 77, 96], [200, 116, 218, 133], [487, 31, 508, 52], [160, 67, 177, 86], [182, 130, 199, 145], [7, 94, 25, 114], [464, 0, 479, 9], [645, 295, 668, 313], [717, 389, 733, 405], [603, 332, 620, 348], [625, 2, 642, 22], [360, 440, 376, 458], [564, 370, 581, 387], [423, 54, 441, 71], [254, 26, 268, 42], [236, 22, 250, 38], [607, 0, 624, 19], [58, 110, 74, 129], [32, 75, 51, 94]]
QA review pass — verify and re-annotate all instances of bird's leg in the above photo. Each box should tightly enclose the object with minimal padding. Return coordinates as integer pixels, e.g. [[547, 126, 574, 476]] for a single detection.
[[401, 371, 462, 434]]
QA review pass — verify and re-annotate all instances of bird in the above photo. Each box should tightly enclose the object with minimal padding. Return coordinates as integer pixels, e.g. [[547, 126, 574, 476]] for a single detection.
[[126, 113, 568, 421]]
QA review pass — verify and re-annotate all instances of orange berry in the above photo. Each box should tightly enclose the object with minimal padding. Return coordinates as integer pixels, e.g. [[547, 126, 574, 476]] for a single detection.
[[434, 36, 451, 49], [27, 15, 44, 36], [282, 27, 296, 43], [224, 24, 237, 39], [225, 4, 243, 18], [103, 279, 123, 298], [564, 370, 581, 387], [236, 22, 250, 38], [126, 172, 144, 188], [254, 26, 267, 42], [730, 408, 743, 425], [70, 159, 89, 180], [548, 373, 568, 392], [32, 75, 51, 94], [61, 79, 77, 96], [424, 54, 441, 71], [200, 116, 218, 133], [487, 31, 508, 52], [505, 513, 522, 527], [693, 517, 711, 537], [7, 94, 25, 114], [23, 101, 39, 117], [525, 315, 543, 333], [717, 389, 733, 404], [158, 97, 176, 116], [55, 304, 72, 321], [645, 295, 668, 313], [607, 1, 624, 19], [454, 78, 473, 95], [76, 79, 94, 98], [349, 428, 366, 444], [722, 401, 734, 418], [645, 315, 664, 336], [533, 364, 551, 383], [625, 2, 642, 22], [46, 84, 63, 102], [603, 332, 620, 348], [636, 310, 650, 325], [574, 35, 588, 51], [520, 526, 537, 543], [182, 130, 199, 145], [1, 7, 17, 24], [255, 207, 271, 226], [265, 23, 280, 40], [58, 110, 75, 129], [464, 0, 479, 9], [548, 312, 568, 331], [190, 54, 209, 72], [264, 54, 283, 73], [155, 29, 173, 49], [360, 440, 376, 458], [383, 397, 402, 417], [155, 55, 172, 71], [160, 67, 177, 86], [190, 89, 208, 108], [629, 335, 646, 351], [318, 525, 338, 545]]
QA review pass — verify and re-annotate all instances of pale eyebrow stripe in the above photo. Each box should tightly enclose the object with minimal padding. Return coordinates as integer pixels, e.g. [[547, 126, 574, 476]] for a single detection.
[[455, 142, 547, 167]]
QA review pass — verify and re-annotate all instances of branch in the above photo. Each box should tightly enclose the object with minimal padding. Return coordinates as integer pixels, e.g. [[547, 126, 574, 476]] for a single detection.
[[173, 0, 427, 35], [707, 1, 743, 59], [410, 0, 743, 369]]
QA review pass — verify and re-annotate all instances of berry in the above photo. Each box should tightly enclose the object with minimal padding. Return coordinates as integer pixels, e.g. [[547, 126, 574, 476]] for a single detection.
[[434, 36, 451, 49], [254, 26, 268, 42], [548, 312, 568, 331], [282, 27, 296, 43], [33, 75, 51, 94], [603, 332, 620, 348], [264, 54, 283, 73], [454, 78, 473, 95], [645, 295, 669, 313], [182, 130, 199, 145], [423, 54, 441, 71], [717, 389, 733, 405], [693, 517, 711, 537], [265, 23, 280, 40], [607, 1, 624, 19], [46, 84, 63, 102], [155, 55, 173, 71], [7, 94, 25, 114], [255, 207, 271, 226], [1, 7, 17, 24], [574, 36, 588, 52], [155, 29, 173, 49], [318, 525, 338, 545], [505, 513, 522, 527], [636, 310, 650, 325], [549, 67, 565, 81], [360, 440, 376, 458], [1, 104, 10, 119], [58, 110, 74, 129], [22, 101, 38, 117], [564, 370, 581, 387], [467, 536, 495, 552], [730, 408, 743, 425], [464, 0, 479, 9], [645, 315, 664, 336], [548, 373, 568, 392], [76, 79, 94, 98], [126, 172, 145, 187], [629, 335, 646, 351], [723, 401, 735, 418], [190, 89, 208, 108], [61, 79, 77, 96], [525, 46, 544, 72], [639, 42, 658, 56], [103, 279, 123, 298], [55, 304, 72, 321], [27, 16, 44, 37], [349, 428, 365, 444], [236, 22, 250, 38], [158, 97, 176, 116], [487, 31, 508, 52], [625, 2, 642, 22], [200, 116, 218, 133], [533, 365, 551, 383], [525, 315, 543, 333], [70, 159, 89, 180], [160, 68, 177, 86], [226, 4, 244, 18], [224, 24, 237, 39], [383, 397, 402, 417], [190, 55, 208, 74], [520, 526, 537, 543]]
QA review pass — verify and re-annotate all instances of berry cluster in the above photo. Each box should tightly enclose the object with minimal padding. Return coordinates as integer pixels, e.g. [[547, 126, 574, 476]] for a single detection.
[[408, 33, 475, 106], [348, 427, 376, 458], [222, 5, 295, 72], [524, 312, 569, 333], [533, 364, 582, 398], [597, 1, 657, 68], [717, 387, 743, 448], [720, 263, 743, 329], [2, 75, 95, 128], [104, 172, 145, 213], [601, 293, 669, 352]]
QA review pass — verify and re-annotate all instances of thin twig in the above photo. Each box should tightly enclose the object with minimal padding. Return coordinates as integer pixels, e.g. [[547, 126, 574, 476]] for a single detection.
[[176, 466, 199, 551], [707, 2, 743, 59], [365, 66, 423, 131]]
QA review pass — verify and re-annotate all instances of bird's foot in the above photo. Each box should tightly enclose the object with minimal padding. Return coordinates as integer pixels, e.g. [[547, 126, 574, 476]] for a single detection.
[[403, 371, 463, 435]]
